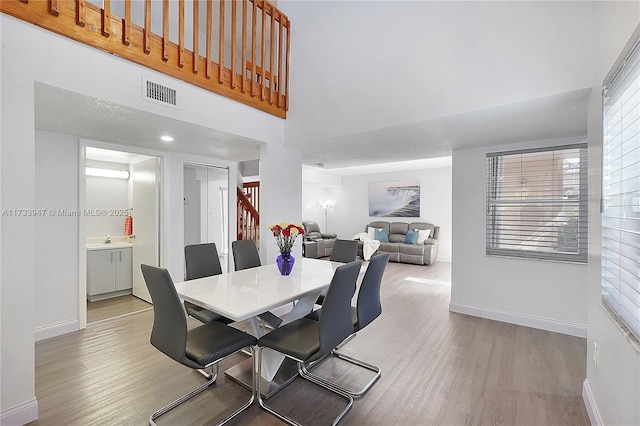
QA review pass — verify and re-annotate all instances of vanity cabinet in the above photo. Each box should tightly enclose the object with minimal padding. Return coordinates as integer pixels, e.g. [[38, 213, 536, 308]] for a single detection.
[[87, 247, 132, 300]]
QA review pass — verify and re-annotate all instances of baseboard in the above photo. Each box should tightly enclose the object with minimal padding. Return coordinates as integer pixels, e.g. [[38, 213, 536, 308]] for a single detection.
[[35, 318, 79, 342], [449, 302, 587, 338], [1, 398, 38, 425], [582, 379, 603, 426]]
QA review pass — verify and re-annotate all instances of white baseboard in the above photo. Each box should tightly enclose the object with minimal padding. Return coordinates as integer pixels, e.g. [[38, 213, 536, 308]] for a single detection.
[[449, 302, 587, 338], [1, 398, 38, 425], [582, 379, 603, 426], [35, 319, 79, 342]]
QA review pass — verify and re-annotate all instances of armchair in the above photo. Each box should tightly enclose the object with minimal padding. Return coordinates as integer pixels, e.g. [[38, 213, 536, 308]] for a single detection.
[[302, 220, 337, 258]]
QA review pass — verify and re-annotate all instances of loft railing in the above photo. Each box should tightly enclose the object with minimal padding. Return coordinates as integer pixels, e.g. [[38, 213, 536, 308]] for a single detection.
[[1, 0, 290, 118], [237, 186, 259, 245]]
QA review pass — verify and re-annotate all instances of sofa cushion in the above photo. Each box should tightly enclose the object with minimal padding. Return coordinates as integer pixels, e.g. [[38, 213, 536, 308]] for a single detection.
[[388, 233, 405, 243], [389, 222, 409, 235], [416, 229, 431, 244], [405, 229, 419, 244], [378, 242, 399, 253], [374, 228, 389, 242]]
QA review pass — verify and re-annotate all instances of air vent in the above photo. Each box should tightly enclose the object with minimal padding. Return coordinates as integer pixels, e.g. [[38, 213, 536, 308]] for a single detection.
[[142, 77, 178, 108]]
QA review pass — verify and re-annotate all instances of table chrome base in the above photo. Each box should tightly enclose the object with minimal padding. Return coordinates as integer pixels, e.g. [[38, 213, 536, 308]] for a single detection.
[[225, 357, 299, 399]]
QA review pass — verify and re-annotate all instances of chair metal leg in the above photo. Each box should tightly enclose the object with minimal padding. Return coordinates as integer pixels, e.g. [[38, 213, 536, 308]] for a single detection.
[[150, 349, 255, 426], [301, 335, 382, 397], [196, 363, 219, 380], [256, 347, 353, 426]]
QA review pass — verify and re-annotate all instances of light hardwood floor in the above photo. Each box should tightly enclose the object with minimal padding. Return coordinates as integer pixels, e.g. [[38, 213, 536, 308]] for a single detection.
[[87, 295, 152, 324], [29, 261, 588, 425]]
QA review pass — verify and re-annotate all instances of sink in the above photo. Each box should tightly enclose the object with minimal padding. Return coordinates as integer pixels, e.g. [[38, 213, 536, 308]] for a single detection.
[[86, 242, 133, 250]]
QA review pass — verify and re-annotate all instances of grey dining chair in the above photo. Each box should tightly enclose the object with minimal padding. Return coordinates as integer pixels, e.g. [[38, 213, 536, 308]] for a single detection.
[[320, 252, 389, 396], [141, 264, 257, 426], [232, 239, 261, 271], [184, 243, 233, 325], [231, 239, 282, 328], [255, 260, 361, 425], [329, 239, 359, 263]]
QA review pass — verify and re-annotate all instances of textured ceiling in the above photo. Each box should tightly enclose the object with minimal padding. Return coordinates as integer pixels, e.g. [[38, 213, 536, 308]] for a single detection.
[[35, 83, 262, 163]]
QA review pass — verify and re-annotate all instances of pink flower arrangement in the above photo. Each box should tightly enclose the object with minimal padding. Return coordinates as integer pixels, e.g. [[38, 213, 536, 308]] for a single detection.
[[269, 223, 305, 254]]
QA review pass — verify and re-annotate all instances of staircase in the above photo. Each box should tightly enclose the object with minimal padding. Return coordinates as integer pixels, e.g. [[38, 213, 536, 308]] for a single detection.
[[237, 181, 259, 246]]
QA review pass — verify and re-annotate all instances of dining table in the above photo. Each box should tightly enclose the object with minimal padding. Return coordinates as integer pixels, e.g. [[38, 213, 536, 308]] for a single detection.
[[173, 257, 345, 398]]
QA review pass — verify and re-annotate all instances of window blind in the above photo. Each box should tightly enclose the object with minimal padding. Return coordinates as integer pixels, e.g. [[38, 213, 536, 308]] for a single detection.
[[602, 34, 640, 339], [486, 144, 588, 263]]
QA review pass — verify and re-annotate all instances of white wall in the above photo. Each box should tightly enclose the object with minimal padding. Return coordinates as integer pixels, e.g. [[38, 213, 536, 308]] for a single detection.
[[585, 3, 640, 425], [303, 166, 453, 262], [85, 160, 130, 237], [34, 131, 79, 341], [451, 136, 588, 337], [0, 15, 286, 424], [282, 1, 593, 147]]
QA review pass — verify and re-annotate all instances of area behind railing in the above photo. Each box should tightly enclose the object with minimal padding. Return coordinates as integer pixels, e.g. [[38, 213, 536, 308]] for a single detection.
[[1, 0, 290, 118]]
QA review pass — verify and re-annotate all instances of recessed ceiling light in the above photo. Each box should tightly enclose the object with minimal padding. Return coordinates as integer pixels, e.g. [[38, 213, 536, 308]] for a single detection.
[[160, 135, 174, 142]]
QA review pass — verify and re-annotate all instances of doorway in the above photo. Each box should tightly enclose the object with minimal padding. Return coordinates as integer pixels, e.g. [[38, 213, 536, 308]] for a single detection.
[[83, 146, 161, 324], [183, 163, 230, 274]]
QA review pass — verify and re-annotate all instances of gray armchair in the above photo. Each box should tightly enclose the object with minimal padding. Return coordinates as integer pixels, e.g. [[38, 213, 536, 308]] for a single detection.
[[302, 220, 337, 258]]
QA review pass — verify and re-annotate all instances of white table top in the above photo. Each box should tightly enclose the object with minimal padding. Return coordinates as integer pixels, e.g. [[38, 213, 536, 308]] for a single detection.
[[174, 257, 342, 322]]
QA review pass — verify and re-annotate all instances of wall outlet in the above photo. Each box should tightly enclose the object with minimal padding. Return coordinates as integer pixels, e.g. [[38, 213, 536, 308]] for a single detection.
[[593, 341, 598, 368]]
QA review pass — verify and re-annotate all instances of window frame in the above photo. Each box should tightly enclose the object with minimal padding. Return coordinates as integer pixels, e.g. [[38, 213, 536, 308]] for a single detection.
[[486, 143, 589, 263]]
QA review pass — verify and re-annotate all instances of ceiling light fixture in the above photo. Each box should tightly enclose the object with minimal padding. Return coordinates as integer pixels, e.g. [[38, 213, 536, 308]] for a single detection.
[[160, 135, 174, 142], [86, 167, 130, 179]]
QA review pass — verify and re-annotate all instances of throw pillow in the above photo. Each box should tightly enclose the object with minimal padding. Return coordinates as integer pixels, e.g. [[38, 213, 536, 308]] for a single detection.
[[405, 229, 419, 244], [367, 226, 377, 239], [416, 229, 431, 244], [374, 228, 389, 242]]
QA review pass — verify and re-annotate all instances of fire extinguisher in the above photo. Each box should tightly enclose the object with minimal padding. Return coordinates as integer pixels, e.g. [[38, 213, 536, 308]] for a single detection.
[[124, 213, 133, 236]]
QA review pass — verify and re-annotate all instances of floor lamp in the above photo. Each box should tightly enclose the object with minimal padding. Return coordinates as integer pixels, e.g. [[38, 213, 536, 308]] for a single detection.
[[320, 200, 335, 233]]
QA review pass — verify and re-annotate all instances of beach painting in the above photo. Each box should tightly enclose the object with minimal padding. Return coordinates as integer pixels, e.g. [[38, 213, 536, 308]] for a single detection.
[[368, 180, 421, 217]]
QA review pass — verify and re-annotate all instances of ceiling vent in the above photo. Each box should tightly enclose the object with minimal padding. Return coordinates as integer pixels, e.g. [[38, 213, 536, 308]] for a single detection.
[[142, 77, 178, 108]]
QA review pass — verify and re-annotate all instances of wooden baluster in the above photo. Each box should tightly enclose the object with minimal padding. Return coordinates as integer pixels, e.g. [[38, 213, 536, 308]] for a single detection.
[[206, 0, 212, 79], [251, 0, 257, 97], [49, 0, 59, 16], [122, 0, 131, 45], [231, 0, 237, 89], [285, 18, 290, 110], [241, 0, 248, 93], [277, 13, 283, 108], [102, 0, 111, 37], [162, 0, 169, 61], [76, 0, 86, 27], [144, 0, 151, 53], [218, 0, 225, 84], [178, 0, 185, 67], [269, 7, 275, 104], [193, 0, 199, 74], [260, 0, 266, 100]]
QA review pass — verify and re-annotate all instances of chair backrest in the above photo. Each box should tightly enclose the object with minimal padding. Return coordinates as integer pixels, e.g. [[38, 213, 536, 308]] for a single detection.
[[356, 253, 389, 330], [185, 243, 223, 280], [316, 261, 360, 360], [330, 239, 358, 263], [232, 240, 261, 271], [141, 264, 201, 369]]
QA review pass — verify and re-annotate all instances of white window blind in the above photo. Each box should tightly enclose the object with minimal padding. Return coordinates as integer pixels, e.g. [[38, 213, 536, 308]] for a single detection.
[[602, 35, 640, 340], [486, 145, 588, 262]]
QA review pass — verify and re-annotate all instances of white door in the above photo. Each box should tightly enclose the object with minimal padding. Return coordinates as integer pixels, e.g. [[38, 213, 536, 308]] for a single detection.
[[131, 157, 160, 303]]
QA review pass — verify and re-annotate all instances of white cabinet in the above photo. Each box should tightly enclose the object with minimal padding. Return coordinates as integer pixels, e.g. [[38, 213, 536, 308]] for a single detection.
[[87, 247, 132, 301]]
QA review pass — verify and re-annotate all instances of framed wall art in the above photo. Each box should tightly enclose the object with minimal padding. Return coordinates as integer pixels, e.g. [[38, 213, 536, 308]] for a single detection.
[[368, 180, 420, 217]]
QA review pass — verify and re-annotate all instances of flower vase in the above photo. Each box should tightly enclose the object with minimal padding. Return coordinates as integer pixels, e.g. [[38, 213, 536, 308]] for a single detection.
[[276, 252, 295, 276]]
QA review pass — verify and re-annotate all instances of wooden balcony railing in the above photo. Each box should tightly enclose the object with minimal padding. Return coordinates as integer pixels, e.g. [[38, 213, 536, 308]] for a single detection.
[[1, 0, 290, 118], [237, 186, 259, 245]]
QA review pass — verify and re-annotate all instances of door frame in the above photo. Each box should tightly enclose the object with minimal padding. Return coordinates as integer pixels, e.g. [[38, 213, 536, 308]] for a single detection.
[[78, 139, 165, 329]]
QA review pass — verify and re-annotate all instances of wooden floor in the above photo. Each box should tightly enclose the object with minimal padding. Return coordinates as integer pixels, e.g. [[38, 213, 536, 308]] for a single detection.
[[29, 261, 589, 425], [87, 294, 152, 323]]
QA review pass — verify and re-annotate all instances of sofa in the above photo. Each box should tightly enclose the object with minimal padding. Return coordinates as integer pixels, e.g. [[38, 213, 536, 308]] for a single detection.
[[356, 221, 439, 265], [301, 220, 337, 258]]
